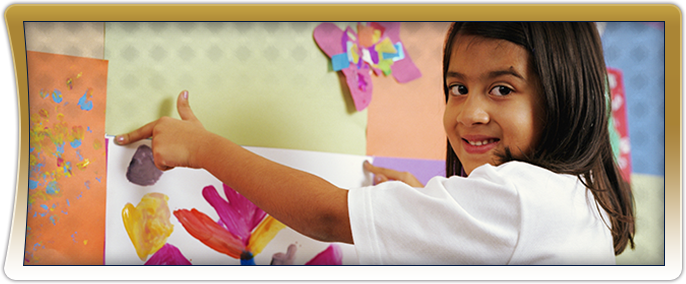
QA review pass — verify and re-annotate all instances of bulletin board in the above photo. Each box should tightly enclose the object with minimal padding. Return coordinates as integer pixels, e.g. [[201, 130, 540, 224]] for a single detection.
[[23, 21, 450, 266], [21, 20, 665, 267]]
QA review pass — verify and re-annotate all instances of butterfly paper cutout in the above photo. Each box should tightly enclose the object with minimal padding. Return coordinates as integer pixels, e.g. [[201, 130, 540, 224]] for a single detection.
[[314, 22, 422, 111]]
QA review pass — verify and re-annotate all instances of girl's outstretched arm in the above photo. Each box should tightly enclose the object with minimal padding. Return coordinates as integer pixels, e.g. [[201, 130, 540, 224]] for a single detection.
[[115, 90, 353, 244]]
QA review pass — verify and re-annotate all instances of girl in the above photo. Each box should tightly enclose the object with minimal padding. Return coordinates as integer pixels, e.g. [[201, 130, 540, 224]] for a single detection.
[[115, 22, 634, 265]]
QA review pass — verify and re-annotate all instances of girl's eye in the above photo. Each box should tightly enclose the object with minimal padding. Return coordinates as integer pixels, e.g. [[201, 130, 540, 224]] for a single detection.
[[490, 85, 513, 96], [450, 84, 468, 96]]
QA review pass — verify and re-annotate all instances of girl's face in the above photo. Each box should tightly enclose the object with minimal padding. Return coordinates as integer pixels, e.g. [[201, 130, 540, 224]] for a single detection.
[[444, 35, 544, 175]]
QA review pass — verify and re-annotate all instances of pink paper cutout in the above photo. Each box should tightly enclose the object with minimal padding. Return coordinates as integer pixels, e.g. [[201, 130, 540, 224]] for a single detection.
[[314, 22, 421, 111]]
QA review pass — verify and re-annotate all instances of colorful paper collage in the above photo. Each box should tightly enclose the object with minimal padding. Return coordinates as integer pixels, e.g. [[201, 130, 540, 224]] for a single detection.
[[314, 22, 422, 111], [25, 51, 108, 265]]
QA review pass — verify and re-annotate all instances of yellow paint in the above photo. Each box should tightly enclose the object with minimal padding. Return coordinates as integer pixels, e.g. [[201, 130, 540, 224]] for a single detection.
[[122, 193, 174, 261], [93, 140, 102, 150], [245, 215, 286, 256], [83, 240, 88, 245], [76, 159, 90, 170]]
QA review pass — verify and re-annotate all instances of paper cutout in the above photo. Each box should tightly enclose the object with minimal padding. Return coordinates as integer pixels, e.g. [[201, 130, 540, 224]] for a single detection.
[[314, 22, 422, 111], [122, 192, 174, 261], [174, 184, 286, 264], [126, 145, 164, 186], [371, 156, 445, 186], [25, 51, 108, 265], [607, 68, 632, 182]]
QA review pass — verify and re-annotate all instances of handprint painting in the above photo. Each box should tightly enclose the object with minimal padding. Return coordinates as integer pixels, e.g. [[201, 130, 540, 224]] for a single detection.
[[173, 184, 286, 264], [173, 184, 343, 265]]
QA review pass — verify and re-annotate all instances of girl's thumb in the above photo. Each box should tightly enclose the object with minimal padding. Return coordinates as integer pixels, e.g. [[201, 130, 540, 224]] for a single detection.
[[177, 90, 198, 121]]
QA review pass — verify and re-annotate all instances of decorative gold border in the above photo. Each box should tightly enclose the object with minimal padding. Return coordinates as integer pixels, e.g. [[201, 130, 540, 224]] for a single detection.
[[4, 4, 681, 281]]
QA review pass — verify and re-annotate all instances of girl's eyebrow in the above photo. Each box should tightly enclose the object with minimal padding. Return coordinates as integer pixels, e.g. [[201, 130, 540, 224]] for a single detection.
[[446, 68, 526, 81], [488, 68, 525, 81]]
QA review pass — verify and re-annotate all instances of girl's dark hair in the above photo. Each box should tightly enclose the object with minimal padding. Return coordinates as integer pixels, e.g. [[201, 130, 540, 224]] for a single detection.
[[442, 22, 635, 255]]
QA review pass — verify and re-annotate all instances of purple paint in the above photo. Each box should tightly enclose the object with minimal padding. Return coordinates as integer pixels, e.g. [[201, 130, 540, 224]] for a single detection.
[[144, 243, 192, 265], [271, 244, 297, 265], [126, 145, 163, 186], [371, 156, 445, 186]]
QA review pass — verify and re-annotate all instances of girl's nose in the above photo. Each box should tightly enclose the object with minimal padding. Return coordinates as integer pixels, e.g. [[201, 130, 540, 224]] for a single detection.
[[457, 95, 490, 126]]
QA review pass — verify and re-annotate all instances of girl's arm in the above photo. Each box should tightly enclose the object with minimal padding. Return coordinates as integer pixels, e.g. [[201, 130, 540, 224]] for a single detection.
[[115, 91, 353, 244]]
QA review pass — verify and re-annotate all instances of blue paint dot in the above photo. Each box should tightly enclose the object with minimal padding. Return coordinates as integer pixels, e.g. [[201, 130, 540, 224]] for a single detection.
[[40, 204, 48, 211], [49, 216, 56, 225], [46, 181, 58, 195], [95, 177, 101, 183], [87, 127, 92, 133], [28, 180, 38, 190], [55, 142, 65, 155], [70, 139, 82, 149], [78, 91, 93, 111], [51, 90, 62, 104], [66, 199, 70, 206]]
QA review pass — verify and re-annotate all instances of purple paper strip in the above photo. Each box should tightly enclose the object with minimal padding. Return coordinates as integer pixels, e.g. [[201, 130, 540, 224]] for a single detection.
[[372, 156, 445, 186]]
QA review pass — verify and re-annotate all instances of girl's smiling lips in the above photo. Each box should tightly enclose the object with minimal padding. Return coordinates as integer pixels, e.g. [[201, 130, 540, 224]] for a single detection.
[[461, 135, 500, 154]]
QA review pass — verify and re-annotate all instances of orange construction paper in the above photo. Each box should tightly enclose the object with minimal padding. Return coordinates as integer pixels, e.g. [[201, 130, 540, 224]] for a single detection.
[[366, 22, 450, 161], [25, 51, 108, 265]]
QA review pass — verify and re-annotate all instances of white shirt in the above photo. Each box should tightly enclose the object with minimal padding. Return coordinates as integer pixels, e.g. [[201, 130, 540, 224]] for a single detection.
[[348, 161, 616, 265]]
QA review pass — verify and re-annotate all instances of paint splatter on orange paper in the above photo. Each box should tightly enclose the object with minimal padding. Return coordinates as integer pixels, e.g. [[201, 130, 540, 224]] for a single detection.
[[122, 192, 174, 261], [25, 51, 107, 265]]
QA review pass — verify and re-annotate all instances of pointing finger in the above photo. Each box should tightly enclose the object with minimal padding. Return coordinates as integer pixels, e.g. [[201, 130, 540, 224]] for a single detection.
[[114, 120, 158, 145]]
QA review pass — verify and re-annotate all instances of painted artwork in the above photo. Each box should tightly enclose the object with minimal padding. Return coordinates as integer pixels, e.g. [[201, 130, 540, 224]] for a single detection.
[[106, 139, 365, 265], [25, 51, 108, 264], [314, 22, 422, 111]]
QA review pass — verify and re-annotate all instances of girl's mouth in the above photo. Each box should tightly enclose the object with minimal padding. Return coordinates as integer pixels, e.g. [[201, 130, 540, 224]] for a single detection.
[[466, 138, 498, 146], [461, 138, 500, 154]]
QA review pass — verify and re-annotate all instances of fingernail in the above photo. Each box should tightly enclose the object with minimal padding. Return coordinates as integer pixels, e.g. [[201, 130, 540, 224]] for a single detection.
[[115, 135, 125, 144], [374, 175, 382, 183], [182, 90, 188, 100]]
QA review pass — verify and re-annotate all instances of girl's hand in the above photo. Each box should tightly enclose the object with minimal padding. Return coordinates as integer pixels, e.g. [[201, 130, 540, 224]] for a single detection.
[[114, 90, 208, 171], [363, 161, 424, 187]]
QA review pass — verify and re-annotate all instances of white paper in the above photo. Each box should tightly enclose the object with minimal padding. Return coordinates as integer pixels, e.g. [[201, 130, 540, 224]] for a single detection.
[[105, 137, 372, 265]]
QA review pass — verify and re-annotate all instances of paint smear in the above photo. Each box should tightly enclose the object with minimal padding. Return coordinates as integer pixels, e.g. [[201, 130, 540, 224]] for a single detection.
[[144, 243, 192, 265], [173, 208, 244, 259], [122, 192, 174, 261], [245, 215, 286, 256], [126, 145, 163, 186], [202, 184, 266, 246], [271, 244, 297, 265], [77, 89, 94, 111], [305, 244, 343, 265]]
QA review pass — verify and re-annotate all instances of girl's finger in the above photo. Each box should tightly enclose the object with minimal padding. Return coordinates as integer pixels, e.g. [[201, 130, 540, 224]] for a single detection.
[[114, 120, 158, 145], [177, 90, 198, 122]]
